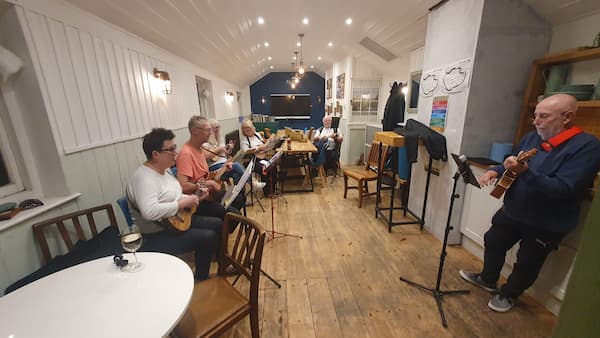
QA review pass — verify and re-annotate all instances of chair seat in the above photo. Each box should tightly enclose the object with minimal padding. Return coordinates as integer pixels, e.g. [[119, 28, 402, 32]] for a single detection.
[[342, 166, 378, 181], [175, 277, 250, 338]]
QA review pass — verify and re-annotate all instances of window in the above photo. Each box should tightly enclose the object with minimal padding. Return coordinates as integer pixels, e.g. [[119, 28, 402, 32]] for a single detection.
[[351, 78, 381, 122], [407, 71, 422, 114], [0, 97, 24, 198]]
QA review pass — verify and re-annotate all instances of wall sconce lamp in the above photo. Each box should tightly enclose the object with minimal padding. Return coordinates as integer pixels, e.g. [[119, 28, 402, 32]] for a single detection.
[[261, 96, 266, 104], [153, 68, 172, 94], [225, 91, 235, 103]]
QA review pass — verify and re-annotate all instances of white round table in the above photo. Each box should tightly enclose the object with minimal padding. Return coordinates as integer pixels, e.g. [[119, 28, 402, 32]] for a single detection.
[[0, 252, 194, 338]]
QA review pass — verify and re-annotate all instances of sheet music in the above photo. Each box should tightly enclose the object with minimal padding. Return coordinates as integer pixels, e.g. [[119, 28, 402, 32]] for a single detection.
[[222, 160, 253, 209], [259, 149, 283, 172]]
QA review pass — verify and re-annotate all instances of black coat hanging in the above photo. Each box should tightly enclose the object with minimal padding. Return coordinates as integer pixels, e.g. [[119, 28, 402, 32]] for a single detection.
[[382, 81, 406, 131]]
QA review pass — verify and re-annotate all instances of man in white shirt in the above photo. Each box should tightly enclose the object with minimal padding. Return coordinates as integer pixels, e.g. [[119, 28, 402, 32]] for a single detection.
[[313, 115, 343, 172]]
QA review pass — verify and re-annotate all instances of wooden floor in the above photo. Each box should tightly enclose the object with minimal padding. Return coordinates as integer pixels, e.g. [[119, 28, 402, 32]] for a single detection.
[[212, 177, 556, 338]]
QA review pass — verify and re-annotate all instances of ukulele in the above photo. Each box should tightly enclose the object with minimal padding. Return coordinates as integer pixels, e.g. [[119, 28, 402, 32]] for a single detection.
[[167, 165, 228, 231], [489, 148, 538, 199]]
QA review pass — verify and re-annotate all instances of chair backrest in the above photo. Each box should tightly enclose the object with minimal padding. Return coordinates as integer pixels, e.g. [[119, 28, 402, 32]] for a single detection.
[[116, 196, 134, 227], [32, 204, 119, 264], [307, 126, 315, 141], [220, 213, 266, 302], [365, 141, 390, 172], [310, 141, 328, 166]]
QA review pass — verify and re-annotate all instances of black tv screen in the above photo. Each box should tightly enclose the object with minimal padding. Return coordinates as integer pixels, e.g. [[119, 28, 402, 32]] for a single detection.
[[270, 94, 311, 118]]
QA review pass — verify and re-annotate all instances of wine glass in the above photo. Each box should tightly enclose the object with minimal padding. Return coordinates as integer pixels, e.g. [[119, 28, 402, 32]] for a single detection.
[[120, 224, 144, 272]]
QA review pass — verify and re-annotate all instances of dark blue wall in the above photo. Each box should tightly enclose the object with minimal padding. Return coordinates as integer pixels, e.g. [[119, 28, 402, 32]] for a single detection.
[[250, 72, 325, 130]]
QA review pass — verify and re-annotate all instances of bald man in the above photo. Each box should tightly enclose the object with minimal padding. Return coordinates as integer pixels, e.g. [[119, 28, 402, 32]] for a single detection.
[[313, 115, 343, 172], [459, 94, 600, 312]]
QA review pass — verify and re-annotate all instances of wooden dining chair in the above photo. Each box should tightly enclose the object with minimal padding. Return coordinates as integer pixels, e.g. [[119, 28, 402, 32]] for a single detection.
[[174, 213, 266, 338], [32, 204, 119, 264], [342, 141, 391, 208]]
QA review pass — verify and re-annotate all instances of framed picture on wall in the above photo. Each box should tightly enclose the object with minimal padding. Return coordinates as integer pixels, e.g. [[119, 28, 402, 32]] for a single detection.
[[336, 73, 345, 99], [326, 78, 332, 99]]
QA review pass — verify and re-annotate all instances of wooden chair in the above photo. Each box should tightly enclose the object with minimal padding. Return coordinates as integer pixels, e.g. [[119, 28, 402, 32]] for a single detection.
[[342, 142, 391, 208], [175, 213, 266, 338], [32, 204, 119, 264]]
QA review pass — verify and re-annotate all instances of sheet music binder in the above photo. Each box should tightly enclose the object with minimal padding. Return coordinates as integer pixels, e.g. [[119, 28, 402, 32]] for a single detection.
[[221, 160, 254, 209]]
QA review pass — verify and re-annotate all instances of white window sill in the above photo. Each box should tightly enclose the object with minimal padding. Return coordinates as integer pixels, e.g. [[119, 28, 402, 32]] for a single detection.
[[0, 192, 81, 232]]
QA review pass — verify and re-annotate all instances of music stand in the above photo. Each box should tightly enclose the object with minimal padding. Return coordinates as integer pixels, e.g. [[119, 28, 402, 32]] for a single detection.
[[399, 153, 479, 328], [260, 151, 303, 242]]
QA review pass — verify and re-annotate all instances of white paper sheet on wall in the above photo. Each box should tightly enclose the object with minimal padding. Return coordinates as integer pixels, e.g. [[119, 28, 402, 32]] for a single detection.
[[421, 68, 442, 97], [442, 58, 472, 94]]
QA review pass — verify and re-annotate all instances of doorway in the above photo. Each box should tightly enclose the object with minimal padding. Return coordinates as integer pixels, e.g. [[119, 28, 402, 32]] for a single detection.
[[195, 76, 215, 118]]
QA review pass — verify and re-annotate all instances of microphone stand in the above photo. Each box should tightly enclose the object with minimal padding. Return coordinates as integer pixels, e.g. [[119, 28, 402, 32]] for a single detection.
[[400, 158, 475, 328]]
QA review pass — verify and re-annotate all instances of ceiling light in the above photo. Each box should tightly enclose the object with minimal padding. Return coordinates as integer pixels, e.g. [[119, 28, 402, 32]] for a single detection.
[[267, 56, 272, 60], [345, 18, 352, 25], [302, 17, 309, 25], [297, 34, 305, 77], [328, 41, 333, 47], [297, 42, 301, 47], [310, 65, 314, 69], [293, 55, 297, 60], [257, 17, 265, 25], [291, 83, 296, 89], [264, 41, 269, 47], [270, 65, 274, 69], [317, 56, 322, 60]]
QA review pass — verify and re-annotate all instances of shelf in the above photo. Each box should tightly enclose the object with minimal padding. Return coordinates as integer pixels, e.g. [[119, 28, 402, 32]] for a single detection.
[[535, 47, 600, 65], [527, 100, 600, 108]]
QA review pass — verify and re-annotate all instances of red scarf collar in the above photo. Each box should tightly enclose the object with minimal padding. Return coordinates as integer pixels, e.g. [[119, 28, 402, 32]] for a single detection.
[[540, 126, 583, 152]]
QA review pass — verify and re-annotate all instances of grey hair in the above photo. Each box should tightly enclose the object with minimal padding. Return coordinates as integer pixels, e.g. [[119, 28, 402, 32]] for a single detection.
[[188, 115, 208, 131]]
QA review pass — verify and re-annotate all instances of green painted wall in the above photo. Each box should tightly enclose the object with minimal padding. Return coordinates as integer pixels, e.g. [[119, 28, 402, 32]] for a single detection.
[[554, 194, 600, 337]]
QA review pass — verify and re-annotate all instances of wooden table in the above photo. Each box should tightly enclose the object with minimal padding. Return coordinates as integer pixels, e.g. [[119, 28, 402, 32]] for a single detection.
[[0, 252, 193, 338], [280, 140, 318, 193]]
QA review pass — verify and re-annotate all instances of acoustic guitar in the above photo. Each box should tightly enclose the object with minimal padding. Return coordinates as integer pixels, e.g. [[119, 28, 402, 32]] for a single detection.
[[167, 165, 228, 231], [489, 148, 538, 199]]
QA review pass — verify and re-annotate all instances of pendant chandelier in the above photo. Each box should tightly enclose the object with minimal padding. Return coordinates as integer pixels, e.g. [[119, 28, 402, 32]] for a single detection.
[[288, 33, 306, 87]]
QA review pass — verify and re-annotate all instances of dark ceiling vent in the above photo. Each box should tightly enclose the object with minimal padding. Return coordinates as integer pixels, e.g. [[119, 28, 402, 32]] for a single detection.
[[359, 37, 397, 62]]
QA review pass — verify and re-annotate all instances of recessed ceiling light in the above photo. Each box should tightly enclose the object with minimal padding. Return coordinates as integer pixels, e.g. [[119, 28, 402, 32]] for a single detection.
[[345, 18, 352, 25], [328, 42, 333, 47], [264, 41, 269, 47], [293, 56, 297, 60], [317, 56, 322, 60], [267, 56, 272, 60], [270, 65, 274, 69], [302, 17, 309, 25], [257, 17, 265, 25], [297, 42, 301, 47]]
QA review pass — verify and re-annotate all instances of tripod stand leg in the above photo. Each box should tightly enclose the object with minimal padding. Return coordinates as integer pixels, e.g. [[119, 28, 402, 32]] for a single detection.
[[260, 268, 282, 288], [399, 277, 434, 293], [433, 291, 448, 328]]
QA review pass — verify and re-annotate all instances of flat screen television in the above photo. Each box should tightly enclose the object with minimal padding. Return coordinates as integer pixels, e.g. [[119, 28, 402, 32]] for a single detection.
[[270, 94, 311, 119]]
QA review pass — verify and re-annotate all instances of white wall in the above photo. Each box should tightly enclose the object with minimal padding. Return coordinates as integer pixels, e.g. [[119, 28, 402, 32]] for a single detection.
[[408, 0, 484, 241], [549, 12, 600, 86], [0, 0, 244, 293]]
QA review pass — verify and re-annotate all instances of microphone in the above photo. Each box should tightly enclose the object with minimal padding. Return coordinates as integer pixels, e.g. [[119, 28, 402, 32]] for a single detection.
[[456, 154, 468, 174]]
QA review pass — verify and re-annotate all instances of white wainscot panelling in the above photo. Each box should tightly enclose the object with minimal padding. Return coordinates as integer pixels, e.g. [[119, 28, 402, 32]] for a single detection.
[[22, 9, 173, 154]]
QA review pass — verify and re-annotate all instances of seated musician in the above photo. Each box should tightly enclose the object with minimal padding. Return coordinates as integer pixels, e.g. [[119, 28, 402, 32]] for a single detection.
[[203, 118, 245, 184], [240, 119, 277, 196], [313, 115, 343, 172], [126, 128, 221, 280], [176, 116, 245, 222]]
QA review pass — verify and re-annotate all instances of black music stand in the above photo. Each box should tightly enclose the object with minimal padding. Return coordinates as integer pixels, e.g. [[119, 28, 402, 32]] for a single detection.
[[261, 152, 302, 242], [399, 153, 479, 328]]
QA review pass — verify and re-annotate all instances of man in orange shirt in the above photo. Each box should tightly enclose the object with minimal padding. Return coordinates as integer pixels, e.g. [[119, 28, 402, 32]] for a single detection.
[[176, 116, 245, 225]]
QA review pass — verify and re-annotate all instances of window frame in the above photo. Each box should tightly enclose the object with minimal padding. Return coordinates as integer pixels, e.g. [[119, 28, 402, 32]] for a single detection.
[[0, 97, 24, 198]]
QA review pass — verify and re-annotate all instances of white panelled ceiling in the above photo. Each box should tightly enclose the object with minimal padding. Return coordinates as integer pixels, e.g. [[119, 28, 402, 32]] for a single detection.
[[63, 0, 600, 86]]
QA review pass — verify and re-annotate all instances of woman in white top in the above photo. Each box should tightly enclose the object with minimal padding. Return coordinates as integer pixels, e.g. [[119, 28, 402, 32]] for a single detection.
[[203, 119, 245, 183], [240, 119, 277, 195], [126, 128, 221, 280]]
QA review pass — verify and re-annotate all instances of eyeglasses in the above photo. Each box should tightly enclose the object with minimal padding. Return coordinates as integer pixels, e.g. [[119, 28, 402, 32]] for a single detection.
[[194, 126, 212, 132], [529, 111, 567, 123], [158, 145, 178, 154]]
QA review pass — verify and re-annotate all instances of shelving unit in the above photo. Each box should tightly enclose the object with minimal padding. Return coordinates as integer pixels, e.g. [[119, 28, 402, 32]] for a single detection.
[[515, 47, 600, 143]]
